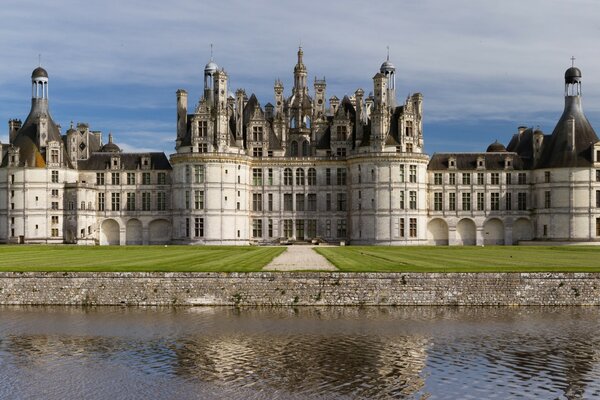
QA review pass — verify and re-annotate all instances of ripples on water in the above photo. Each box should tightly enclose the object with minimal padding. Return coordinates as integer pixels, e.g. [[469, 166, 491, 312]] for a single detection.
[[1, 306, 600, 399]]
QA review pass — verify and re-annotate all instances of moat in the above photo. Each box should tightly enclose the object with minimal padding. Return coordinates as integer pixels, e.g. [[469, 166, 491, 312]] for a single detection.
[[1, 306, 599, 399]]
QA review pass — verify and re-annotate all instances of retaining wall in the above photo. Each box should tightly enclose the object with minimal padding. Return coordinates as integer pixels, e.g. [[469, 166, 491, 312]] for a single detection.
[[1, 272, 600, 306]]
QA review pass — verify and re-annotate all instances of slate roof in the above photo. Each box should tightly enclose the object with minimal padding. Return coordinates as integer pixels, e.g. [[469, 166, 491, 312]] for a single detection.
[[77, 152, 172, 170], [428, 152, 525, 171]]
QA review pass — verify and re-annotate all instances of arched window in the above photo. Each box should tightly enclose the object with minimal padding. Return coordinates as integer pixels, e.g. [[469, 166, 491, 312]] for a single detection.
[[296, 168, 305, 185], [290, 117, 296, 129], [302, 140, 309, 157], [304, 116, 311, 128], [283, 168, 293, 185], [290, 141, 298, 156], [308, 168, 317, 185]]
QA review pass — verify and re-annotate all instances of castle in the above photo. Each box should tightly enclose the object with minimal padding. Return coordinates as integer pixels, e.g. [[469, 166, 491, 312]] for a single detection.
[[1, 49, 599, 245]]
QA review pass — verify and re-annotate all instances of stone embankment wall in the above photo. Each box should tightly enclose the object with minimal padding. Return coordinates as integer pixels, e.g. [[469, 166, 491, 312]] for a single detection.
[[0, 272, 599, 306]]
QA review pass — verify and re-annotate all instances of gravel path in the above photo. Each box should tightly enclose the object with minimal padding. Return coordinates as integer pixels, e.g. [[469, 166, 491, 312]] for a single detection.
[[262, 246, 338, 271]]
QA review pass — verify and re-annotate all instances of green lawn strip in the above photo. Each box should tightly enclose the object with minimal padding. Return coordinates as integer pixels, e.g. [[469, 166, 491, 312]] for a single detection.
[[0, 246, 285, 272], [314, 246, 600, 272]]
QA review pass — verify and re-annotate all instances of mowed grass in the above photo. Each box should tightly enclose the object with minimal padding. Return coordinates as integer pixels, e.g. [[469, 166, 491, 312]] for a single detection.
[[0, 245, 285, 272], [314, 246, 600, 272]]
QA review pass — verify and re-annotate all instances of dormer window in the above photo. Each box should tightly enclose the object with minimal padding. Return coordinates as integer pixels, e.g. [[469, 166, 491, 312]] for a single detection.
[[336, 125, 347, 141], [141, 156, 150, 169], [504, 156, 513, 169], [448, 157, 457, 169], [252, 126, 263, 141], [477, 156, 486, 170], [199, 120, 208, 138], [111, 157, 120, 169]]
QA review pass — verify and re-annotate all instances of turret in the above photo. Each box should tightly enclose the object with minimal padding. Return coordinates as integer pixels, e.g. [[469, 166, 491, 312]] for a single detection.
[[379, 52, 396, 107], [293, 47, 307, 96], [204, 59, 218, 106], [313, 77, 326, 119], [214, 69, 229, 150], [8, 119, 22, 143], [176, 89, 188, 147], [274, 79, 284, 116]]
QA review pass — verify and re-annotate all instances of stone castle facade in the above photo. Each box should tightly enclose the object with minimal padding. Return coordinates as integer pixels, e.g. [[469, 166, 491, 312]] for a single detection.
[[2, 49, 600, 245]]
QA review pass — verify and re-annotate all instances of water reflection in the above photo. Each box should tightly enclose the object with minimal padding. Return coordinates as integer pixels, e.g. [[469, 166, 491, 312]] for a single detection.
[[0, 306, 599, 399]]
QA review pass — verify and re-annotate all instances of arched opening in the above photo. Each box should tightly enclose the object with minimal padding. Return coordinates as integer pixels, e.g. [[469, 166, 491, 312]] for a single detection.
[[149, 219, 171, 244], [427, 218, 449, 245], [456, 218, 476, 246], [100, 219, 120, 245], [483, 218, 504, 245], [126, 219, 143, 245], [290, 141, 298, 156], [304, 116, 311, 128], [290, 116, 296, 129], [513, 218, 533, 244], [302, 140, 309, 157]]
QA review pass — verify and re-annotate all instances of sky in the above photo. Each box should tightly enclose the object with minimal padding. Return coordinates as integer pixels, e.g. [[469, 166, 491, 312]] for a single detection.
[[1, 0, 600, 155]]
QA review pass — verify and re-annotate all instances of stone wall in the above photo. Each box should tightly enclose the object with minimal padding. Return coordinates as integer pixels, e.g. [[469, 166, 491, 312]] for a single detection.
[[1, 272, 600, 306]]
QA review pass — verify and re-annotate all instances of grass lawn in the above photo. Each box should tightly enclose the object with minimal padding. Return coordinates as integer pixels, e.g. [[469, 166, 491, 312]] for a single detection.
[[0, 245, 285, 272], [314, 246, 600, 272]]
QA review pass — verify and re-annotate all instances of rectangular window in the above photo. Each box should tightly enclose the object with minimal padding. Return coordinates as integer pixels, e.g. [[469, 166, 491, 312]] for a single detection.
[[597, 190, 600, 208], [491, 173, 499, 185], [307, 220, 317, 238], [127, 172, 136, 185], [409, 165, 417, 183], [337, 168, 347, 185], [409, 191, 417, 210], [399, 191, 405, 209], [336, 147, 347, 157], [194, 165, 205, 183], [399, 165, 405, 182], [142, 172, 151, 185], [142, 192, 151, 211], [253, 147, 263, 157], [326, 193, 332, 211], [195, 190, 204, 210], [185, 166, 191, 183], [51, 201, 59, 210], [252, 219, 263, 238], [434, 192, 442, 211], [96, 173, 105, 185], [517, 192, 527, 210], [157, 172, 166, 185], [253, 193, 263, 211], [462, 173, 471, 185], [185, 218, 190, 237], [597, 218, 600, 237], [307, 168, 316, 185], [503, 192, 511, 210], [491, 192, 500, 211], [199, 120, 208, 138], [336, 219, 347, 237], [51, 216, 59, 224], [449, 192, 456, 211], [268, 168, 274, 185], [399, 218, 405, 237], [268, 193, 273, 211], [326, 168, 332, 185], [284, 219, 293, 238], [462, 192, 471, 211], [506, 173, 512, 185], [518, 173, 527, 184], [296, 169, 305, 185], [252, 126, 264, 141], [51, 189, 59, 197], [268, 219, 273, 237], [544, 191, 551, 208], [477, 192, 485, 211], [195, 217, 204, 237], [409, 218, 417, 237], [307, 193, 317, 211], [296, 220, 305, 239], [337, 193, 347, 211], [284, 194, 293, 211], [477, 172, 484, 185], [126, 192, 136, 211], [111, 172, 120, 185], [252, 168, 263, 185], [449, 173, 456, 185], [51, 228, 59, 237], [157, 192, 167, 211], [596, 170, 600, 183], [325, 219, 331, 237], [434, 173, 442, 185], [284, 168, 293, 185], [544, 171, 551, 183], [111, 192, 120, 211], [51, 170, 59, 183], [98, 193, 105, 211], [336, 125, 347, 141]]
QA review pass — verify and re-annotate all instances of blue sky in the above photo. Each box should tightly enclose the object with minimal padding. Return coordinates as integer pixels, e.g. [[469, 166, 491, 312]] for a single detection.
[[2, 0, 600, 155]]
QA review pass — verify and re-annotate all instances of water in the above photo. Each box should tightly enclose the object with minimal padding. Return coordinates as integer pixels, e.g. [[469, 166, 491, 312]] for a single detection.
[[1, 307, 599, 399]]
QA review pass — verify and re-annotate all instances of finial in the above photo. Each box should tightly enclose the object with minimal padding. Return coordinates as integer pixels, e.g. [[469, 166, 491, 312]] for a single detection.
[[70, 121, 73, 129], [108, 132, 113, 143], [571, 56, 576, 67], [210, 44, 213, 61], [386, 45, 390, 61]]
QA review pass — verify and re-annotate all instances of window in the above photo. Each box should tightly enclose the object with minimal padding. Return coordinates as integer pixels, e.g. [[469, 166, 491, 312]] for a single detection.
[[336, 125, 347, 141], [157, 172, 166, 185], [268, 219, 273, 237], [448, 192, 456, 211], [308, 168, 317, 185], [127, 172, 136, 185], [325, 219, 331, 237], [142, 192, 151, 211], [597, 190, 600, 208], [296, 220, 305, 239], [434, 173, 442, 185], [337, 168, 347, 185], [409, 165, 417, 183], [51, 228, 59, 237], [253, 147, 263, 157], [111, 172, 120, 185], [252, 219, 263, 237], [184, 166, 191, 183], [336, 147, 346, 157], [405, 120, 413, 136], [518, 193, 527, 210], [283, 219, 293, 238], [399, 218, 405, 237], [252, 168, 263, 185], [597, 218, 600, 237], [284, 168, 293, 185], [490, 192, 500, 211], [185, 191, 190, 209], [543, 225, 548, 237], [96, 173, 105, 185], [462, 192, 471, 211], [284, 194, 293, 211], [194, 165, 205, 183], [51, 201, 59, 210], [307, 220, 317, 238], [337, 193, 347, 211], [253, 193, 263, 211], [307, 193, 316, 211], [268, 168, 273, 185], [126, 192, 136, 211], [51, 189, 59, 197], [195, 217, 204, 237], [477, 172, 484, 185], [195, 190, 204, 210], [357, 166, 362, 183], [518, 173, 527, 185], [199, 121, 208, 138], [409, 191, 417, 210], [462, 173, 471, 185], [142, 172, 151, 185], [268, 193, 273, 211], [302, 140, 309, 156], [326, 193, 332, 211], [544, 191, 551, 208], [491, 173, 499, 185], [506, 173, 512, 185], [198, 143, 208, 153], [505, 192, 512, 210], [449, 173, 456, 185], [252, 126, 264, 141], [51, 216, 59, 224], [98, 193, 105, 211], [296, 169, 305, 185], [326, 168, 332, 185], [399, 191, 405, 209], [337, 219, 347, 237], [290, 141, 298, 156], [157, 192, 167, 210], [544, 171, 551, 183], [111, 193, 120, 211], [406, 143, 413, 153], [409, 218, 417, 237], [477, 192, 485, 211], [434, 192, 442, 211], [399, 165, 404, 182]]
